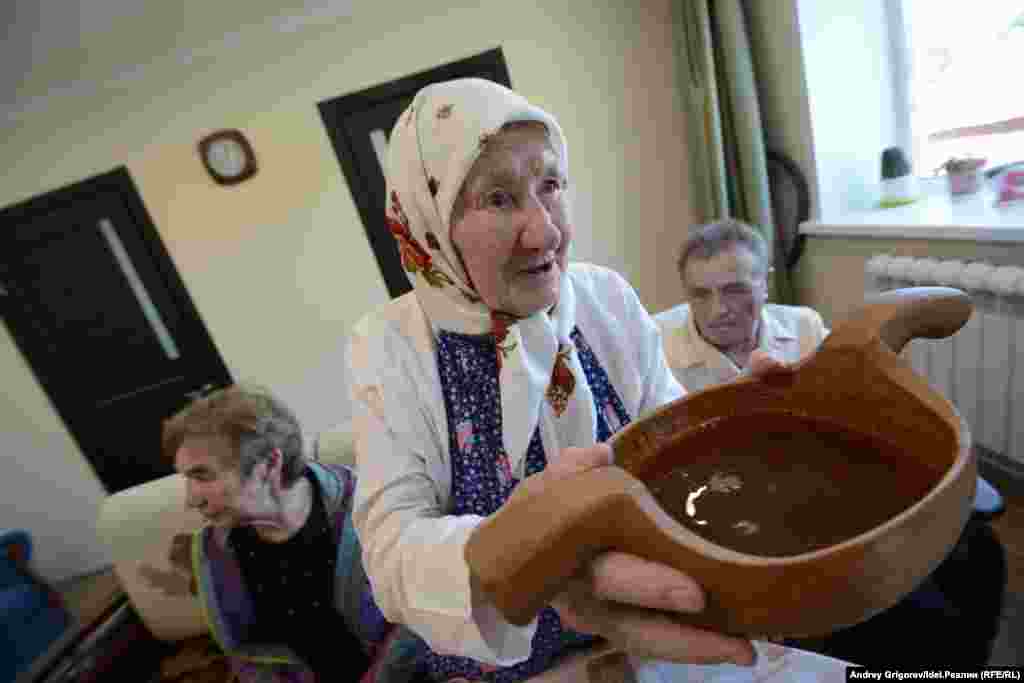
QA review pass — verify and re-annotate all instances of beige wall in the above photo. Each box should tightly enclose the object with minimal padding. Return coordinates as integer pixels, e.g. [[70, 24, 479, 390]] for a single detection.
[[794, 236, 1023, 325], [1, 0, 693, 581]]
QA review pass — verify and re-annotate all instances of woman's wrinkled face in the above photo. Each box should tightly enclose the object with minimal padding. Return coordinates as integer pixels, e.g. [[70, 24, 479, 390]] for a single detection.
[[175, 434, 269, 528], [451, 124, 571, 318]]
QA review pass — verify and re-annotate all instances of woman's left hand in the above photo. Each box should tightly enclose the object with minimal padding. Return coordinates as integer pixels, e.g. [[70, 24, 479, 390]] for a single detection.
[[547, 350, 796, 665], [514, 445, 756, 666], [492, 351, 794, 666]]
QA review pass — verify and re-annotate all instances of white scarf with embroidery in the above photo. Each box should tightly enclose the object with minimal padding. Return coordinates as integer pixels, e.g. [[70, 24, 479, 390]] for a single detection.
[[384, 78, 597, 474]]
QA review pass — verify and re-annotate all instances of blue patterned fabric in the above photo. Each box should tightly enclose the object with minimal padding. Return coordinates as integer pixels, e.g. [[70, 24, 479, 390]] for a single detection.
[[427, 326, 631, 682]]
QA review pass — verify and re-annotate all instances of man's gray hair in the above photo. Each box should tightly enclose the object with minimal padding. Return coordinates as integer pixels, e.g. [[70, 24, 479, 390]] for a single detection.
[[677, 219, 770, 279]]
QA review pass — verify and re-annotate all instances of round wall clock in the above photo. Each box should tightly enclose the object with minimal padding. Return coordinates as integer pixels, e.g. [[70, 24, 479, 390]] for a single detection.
[[198, 129, 258, 185]]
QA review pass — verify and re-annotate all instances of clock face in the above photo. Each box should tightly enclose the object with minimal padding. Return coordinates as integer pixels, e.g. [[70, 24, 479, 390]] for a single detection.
[[200, 130, 257, 184], [207, 138, 247, 177]]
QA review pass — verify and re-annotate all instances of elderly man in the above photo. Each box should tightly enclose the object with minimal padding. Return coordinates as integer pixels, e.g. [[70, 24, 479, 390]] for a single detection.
[[164, 384, 425, 683], [658, 219, 826, 390], [658, 220, 1007, 667], [659, 219, 1003, 514]]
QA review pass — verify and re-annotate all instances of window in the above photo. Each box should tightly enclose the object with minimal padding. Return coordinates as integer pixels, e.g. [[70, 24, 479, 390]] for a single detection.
[[901, 1, 1024, 175]]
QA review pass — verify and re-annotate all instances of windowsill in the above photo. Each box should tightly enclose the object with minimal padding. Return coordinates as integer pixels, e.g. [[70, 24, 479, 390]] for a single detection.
[[800, 186, 1024, 242]]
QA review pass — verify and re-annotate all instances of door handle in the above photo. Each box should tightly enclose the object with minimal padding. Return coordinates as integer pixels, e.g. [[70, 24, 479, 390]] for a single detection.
[[184, 383, 216, 401]]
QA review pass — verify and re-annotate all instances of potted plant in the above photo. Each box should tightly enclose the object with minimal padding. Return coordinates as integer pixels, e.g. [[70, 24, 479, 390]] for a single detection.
[[937, 156, 986, 195], [879, 147, 918, 207]]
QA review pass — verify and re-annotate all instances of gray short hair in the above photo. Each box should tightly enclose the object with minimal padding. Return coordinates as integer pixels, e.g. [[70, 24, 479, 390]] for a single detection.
[[677, 219, 770, 280], [162, 384, 306, 487]]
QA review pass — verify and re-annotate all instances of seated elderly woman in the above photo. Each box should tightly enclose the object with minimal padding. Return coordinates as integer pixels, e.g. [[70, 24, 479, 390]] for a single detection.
[[163, 385, 424, 682], [346, 78, 796, 682]]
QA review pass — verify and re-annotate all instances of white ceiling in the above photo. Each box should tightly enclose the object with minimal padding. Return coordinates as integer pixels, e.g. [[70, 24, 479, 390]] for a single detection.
[[1, 0, 355, 124], [3, 0, 150, 70]]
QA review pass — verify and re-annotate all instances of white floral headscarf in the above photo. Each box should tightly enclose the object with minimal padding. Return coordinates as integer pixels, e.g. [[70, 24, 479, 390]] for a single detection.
[[385, 78, 597, 474]]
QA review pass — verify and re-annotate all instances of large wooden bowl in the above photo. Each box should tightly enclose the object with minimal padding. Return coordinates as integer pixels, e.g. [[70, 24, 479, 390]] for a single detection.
[[465, 287, 976, 639]]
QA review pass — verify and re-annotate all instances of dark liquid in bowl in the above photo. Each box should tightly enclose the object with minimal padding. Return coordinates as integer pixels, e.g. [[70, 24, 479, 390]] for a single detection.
[[644, 413, 945, 557]]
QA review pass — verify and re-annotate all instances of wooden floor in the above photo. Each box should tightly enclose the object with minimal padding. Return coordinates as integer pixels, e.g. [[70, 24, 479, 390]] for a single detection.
[[59, 568, 124, 626], [992, 495, 1024, 597], [18, 569, 128, 682], [988, 481, 1024, 666]]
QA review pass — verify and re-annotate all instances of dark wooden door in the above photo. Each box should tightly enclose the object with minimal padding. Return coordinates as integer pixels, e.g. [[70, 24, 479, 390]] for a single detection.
[[318, 47, 512, 298], [0, 167, 232, 493]]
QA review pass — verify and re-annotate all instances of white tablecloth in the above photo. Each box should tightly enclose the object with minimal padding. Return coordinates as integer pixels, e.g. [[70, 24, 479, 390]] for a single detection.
[[630, 641, 851, 682]]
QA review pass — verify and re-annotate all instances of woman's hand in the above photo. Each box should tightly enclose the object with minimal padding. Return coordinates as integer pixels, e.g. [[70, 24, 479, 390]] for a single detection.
[[748, 349, 793, 377], [518, 443, 756, 666], [552, 550, 756, 665], [493, 355, 796, 666]]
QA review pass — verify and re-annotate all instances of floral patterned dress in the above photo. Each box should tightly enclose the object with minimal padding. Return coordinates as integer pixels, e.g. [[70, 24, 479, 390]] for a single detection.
[[424, 327, 632, 682]]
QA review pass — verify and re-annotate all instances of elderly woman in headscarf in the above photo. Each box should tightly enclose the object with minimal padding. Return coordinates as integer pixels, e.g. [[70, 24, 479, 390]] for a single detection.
[[347, 78, 771, 682]]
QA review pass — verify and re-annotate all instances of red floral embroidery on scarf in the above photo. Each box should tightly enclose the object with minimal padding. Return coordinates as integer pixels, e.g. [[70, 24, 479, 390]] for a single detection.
[[387, 191, 452, 289], [490, 311, 519, 371], [546, 344, 576, 417]]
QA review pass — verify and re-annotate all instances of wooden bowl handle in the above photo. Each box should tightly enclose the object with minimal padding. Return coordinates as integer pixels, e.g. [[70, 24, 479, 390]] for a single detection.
[[464, 466, 647, 626], [823, 286, 972, 355]]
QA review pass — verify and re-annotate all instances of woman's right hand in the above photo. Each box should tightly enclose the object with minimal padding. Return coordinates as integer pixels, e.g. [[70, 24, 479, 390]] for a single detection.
[[515, 444, 756, 666], [551, 549, 755, 666]]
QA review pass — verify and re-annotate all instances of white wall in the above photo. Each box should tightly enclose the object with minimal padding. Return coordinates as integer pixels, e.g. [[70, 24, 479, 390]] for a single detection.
[[1, 0, 693, 582]]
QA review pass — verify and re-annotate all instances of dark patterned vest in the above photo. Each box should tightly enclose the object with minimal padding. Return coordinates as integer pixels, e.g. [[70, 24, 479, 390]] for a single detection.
[[425, 327, 631, 682]]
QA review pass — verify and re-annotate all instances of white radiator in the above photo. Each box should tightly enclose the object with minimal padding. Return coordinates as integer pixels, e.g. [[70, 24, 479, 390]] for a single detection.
[[865, 255, 1024, 466]]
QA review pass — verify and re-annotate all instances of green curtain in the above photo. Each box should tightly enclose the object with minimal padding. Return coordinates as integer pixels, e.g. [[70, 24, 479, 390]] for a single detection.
[[671, 0, 795, 304]]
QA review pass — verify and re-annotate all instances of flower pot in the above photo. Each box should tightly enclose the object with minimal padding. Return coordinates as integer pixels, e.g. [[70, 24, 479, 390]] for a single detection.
[[948, 171, 981, 196]]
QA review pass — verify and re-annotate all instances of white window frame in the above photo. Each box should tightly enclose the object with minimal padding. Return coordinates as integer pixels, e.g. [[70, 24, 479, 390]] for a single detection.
[[885, 0, 914, 169]]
